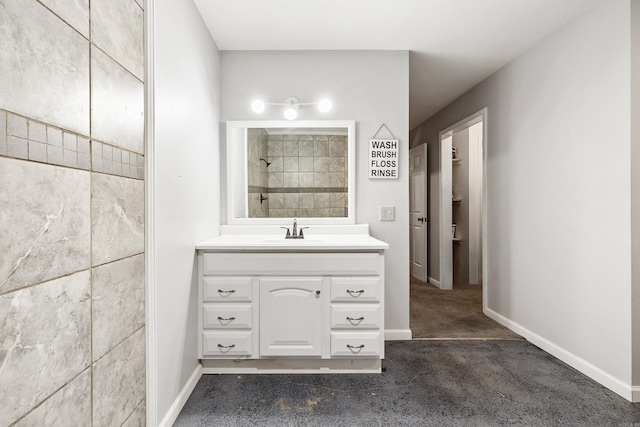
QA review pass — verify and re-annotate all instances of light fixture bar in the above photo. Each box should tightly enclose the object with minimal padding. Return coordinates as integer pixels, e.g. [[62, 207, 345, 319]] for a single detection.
[[250, 96, 333, 119]]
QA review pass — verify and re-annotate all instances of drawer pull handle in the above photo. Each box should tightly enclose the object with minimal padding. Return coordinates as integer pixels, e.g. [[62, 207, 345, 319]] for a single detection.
[[346, 316, 365, 321], [217, 289, 236, 294], [217, 344, 236, 349], [347, 344, 365, 349], [217, 316, 236, 321], [346, 289, 365, 295]]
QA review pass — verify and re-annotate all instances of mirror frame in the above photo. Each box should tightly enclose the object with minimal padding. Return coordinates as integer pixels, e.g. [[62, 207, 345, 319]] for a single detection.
[[226, 120, 356, 225]]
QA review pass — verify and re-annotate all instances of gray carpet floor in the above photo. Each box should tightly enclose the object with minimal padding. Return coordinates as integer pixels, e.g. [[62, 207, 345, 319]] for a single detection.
[[175, 340, 640, 426], [410, 279, 521, 340]]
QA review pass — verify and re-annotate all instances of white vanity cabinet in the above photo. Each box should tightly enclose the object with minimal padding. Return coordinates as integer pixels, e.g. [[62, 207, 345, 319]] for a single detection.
[[259, 277, 326, 357], [330, 277, 382, 357], [196, 238, 387, 373], [200, 276, 257, 357]]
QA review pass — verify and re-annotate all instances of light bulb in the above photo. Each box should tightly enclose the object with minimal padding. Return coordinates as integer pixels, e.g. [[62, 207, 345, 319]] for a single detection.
[[283, 97, 299, 120], [284, 107, 298, 120], [318, 99, 332, 113], [251, 99, 265, 113]]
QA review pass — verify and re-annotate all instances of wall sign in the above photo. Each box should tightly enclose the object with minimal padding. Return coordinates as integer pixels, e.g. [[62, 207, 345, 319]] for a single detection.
[[368, 138, 399, 179]]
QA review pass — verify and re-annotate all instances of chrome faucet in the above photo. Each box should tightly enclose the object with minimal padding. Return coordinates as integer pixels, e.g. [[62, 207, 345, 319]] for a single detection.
[[282, 219, 308, 239]]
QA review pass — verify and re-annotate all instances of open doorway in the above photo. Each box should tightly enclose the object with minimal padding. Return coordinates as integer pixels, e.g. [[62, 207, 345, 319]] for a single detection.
[[409, 108, 518, 339], [438, 110, 486, 291]]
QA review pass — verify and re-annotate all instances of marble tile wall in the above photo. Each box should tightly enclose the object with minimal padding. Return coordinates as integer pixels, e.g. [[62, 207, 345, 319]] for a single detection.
[[93, 328, 146, 427], [91, 173, 145, 266], [0, 0, 90, 135], [92, 254, 145, 360], [0, 157, 91, 294], [0, 271, 91, 426], [91, 47, 144, 154], [0, 0, 146, 425]]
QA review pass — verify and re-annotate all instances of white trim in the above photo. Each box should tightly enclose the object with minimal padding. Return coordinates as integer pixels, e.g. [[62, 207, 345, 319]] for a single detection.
[[438, 134, 453, 290], [437, 108, 488, 292], [201, 359, 381, 374], [427, 276, 442, 289], [158, 364, 203, 427], [485, 307, 638, 402], [385, 328, 413, 341], [144, 0, 157, 425]]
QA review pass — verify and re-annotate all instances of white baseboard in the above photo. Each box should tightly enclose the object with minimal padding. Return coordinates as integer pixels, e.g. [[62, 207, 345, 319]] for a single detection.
[[385, 328, 412, 341], [427, 276, 441, 288], [158, 364, 202, 427], [485, 307, 637, 402], [201, 358, 381, 374]]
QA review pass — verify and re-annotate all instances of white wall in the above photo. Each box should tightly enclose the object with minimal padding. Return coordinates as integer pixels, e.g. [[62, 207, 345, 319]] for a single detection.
[[412, 0, 635, 399], [452, 128, 470, 284], [220, 50, 411, 338], [150, 0, 221, 424], [631, 0, 640, 393], [468, 122, 483, 285]]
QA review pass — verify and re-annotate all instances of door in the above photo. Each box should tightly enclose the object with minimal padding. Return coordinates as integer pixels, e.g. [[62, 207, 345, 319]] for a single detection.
[[259, 277, 325, 356], [409, 144, 428, 282]]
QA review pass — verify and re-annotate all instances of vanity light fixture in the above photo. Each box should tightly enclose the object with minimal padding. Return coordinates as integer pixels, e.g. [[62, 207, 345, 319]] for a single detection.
[[250, 96, 333, 120], [283, 97, 299, 120]]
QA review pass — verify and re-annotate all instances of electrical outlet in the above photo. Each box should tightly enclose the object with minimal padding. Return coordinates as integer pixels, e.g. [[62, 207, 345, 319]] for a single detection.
[[380, 206, 395, 221]]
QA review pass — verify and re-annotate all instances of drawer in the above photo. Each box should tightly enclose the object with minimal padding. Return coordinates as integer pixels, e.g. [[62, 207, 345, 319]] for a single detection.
[[203, 303, 253, 329], [331, 332, 382, 357], [202, 253, 382, 276], [330, 304, 380, 329], [202, 331, 253, 357], [331, 277, 380, 303], [203, 277, 253, 302]]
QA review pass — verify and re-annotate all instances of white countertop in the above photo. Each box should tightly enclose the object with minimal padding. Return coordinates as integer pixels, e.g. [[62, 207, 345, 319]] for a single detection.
[[196, 224, 389, 251]]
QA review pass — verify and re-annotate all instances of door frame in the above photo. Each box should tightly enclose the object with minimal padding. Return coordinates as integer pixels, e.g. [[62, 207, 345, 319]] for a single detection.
[[438, 108, 488, 292], [409, 144, 429, 282]]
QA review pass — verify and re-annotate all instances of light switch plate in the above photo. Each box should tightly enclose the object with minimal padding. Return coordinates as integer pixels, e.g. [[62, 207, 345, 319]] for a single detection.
[[380, 206, 395, 221]]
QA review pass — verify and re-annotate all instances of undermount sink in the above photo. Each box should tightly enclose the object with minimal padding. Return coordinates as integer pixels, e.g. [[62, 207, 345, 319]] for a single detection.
[[260, 236, 328, 244]]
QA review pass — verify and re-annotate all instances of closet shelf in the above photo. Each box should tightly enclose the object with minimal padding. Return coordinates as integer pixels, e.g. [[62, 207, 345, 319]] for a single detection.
[[452, 198, 462, 204], [452, 157, 462, 165]]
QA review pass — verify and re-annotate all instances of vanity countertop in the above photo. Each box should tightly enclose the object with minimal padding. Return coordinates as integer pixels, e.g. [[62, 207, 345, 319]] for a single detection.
[[196, 224, 389, 251]]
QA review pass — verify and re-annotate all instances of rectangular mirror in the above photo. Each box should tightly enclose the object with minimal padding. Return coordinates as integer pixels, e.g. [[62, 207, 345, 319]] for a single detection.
[[226, 120, 356, 224]]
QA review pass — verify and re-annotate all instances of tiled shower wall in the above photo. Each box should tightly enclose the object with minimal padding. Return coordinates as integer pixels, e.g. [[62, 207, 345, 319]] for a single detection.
[[0, 0, 145, 426], [247, 131, 348, 218], [247, 128, 269, 217]]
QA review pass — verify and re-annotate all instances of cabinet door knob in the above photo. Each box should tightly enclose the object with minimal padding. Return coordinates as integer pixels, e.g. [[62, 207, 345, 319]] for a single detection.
[[316, 290, 321, 295]]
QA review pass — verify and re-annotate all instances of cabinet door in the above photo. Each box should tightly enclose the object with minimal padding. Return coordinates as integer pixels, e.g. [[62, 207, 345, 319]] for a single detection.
[[259, 278, 325, 356]]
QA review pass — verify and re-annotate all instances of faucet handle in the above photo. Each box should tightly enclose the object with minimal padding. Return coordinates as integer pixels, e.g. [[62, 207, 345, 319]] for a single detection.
[[280, 227, 291, 236], [299, 227, 309, 237]]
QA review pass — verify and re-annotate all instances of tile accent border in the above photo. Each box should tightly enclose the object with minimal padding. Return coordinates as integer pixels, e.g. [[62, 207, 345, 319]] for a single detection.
[[0, 108, 143, 180]]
